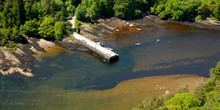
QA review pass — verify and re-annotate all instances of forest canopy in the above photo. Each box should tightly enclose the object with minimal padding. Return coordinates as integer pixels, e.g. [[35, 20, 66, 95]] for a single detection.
[[0, 0, 220, 47]]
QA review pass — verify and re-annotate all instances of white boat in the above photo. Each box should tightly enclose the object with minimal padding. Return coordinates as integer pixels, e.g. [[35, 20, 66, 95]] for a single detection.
[[97, 42, 104, 46], [135, 43, 141, 46], [136, 28, 142, 31], [129, 24, 134, 27], [156, 39, 160, 43], [106, 47, 113, 51]]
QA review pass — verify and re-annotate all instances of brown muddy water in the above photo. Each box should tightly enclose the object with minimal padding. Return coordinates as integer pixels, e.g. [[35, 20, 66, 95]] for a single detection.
[[0, 21, 220, 110]]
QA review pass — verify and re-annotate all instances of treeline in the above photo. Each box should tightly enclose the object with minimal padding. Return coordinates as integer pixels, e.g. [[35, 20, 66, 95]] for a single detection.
[[0, 0, 78, 47], [0, 0, 220, 47], [75, 0, 220, 21], [151, 0, 220, 21], [74, 0, 152, 20], [133, 61, 220, 110]]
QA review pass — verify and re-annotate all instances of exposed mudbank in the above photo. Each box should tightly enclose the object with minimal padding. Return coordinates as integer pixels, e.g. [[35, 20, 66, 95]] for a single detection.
[[79, 15, 220, 42], [1, 74, 207, 110]]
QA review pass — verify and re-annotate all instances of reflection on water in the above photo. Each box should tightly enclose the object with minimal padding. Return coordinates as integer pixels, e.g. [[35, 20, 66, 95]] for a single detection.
[[0, 21, 220, 110]]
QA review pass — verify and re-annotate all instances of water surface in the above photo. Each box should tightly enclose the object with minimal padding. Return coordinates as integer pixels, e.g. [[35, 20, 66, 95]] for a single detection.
[[0, 21, 220, 110]]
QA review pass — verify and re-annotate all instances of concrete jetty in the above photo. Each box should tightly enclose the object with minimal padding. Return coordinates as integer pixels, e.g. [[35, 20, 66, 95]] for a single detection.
[[69, 17, 119, 63]]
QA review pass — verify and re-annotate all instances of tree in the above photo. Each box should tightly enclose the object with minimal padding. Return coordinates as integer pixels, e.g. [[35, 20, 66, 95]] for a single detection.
[[197, 2, 211, 19], [54, 21, 65, 39], [165, 93, 199, 109], [30, 2, 40, 19], [0, 28, 11, 45], [65, 1, 75, 17], [194, 85, 206, 105], [75, 4, 87, 21], [2, 2, 10, 28], [89, 1, 101, 19], [11, 26, 24, 43], [40, 0, 56, 16], [21, 19, 39, 37], [99, 0, 114, 16], [113, 2, 130, 19], [38, 16, 55, 39], [210, 61, 220, 82], [12, 0, 26, 26]]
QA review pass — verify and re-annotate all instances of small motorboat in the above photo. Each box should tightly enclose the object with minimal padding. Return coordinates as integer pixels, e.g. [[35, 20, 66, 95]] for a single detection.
[[129, 24, 134, 27], [135, 43, 141, 46], [156, 39, 160, 43], [136, 28, 142, 31], [106, 47, 113, 51], [97, 42, 104, 46], [116, 29, 119, 32]]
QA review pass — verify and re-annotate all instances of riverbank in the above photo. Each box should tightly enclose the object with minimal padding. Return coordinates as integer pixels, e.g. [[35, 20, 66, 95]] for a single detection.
[[0, 35, 88, 77], [79, 15, 220, 41]]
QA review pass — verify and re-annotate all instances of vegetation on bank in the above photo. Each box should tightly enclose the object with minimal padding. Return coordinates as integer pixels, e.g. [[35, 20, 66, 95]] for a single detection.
[[74, 0, 220, 21], [151, 0, 220, 21], [0, 0, 220, 47], [0, 0, 76, 47], [133, 61, 220, 110]]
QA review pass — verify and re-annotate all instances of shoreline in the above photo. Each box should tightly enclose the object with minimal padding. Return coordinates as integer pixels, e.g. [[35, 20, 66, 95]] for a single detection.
[[1, 15, 219, 77], [0, 35, 88, 77], [79, 15, 220, 43]]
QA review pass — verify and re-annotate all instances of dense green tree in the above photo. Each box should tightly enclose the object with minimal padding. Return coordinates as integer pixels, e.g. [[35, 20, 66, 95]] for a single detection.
[[12, 0, 26, 26], [0, 28, 11, 44], [0, 0, 5, 12], [113, 0, 148, 19], [89, 1, 101, 19], [197, 2, 211, 19], [40, 0, 56, 16], [165, 93, 199, 109], [74, 4, 87, 20], [210, 61, 220, 82], [24, 0, 39, 20], [113, 2, 131, 19], [10, 26, 24, 43], [54, 21, 65, 39], [99, 0, 114, 16], [38, 16, 55, 39], [30, 2, 40, 19], [194, 85, 206, 106], [21, 19, 39, 37], [65, 0, 76, 17]]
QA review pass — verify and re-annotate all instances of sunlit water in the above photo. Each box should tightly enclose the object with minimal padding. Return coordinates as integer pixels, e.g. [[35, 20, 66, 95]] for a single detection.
[[0, 21, 220, 110]]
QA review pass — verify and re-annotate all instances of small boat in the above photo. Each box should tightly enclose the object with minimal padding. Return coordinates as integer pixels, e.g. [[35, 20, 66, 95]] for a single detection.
[[136, 28, 142, 31], [106, 47, 113, 51], [116, 29, 119, 32], [97, 42, 104, 46], [135, 43, 141, 46], [129, 24, 134, 27], [156, 39, 160, 43]]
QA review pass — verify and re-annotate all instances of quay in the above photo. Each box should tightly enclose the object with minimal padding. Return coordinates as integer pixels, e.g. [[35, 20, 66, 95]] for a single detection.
[[69, 17, 119, 63]]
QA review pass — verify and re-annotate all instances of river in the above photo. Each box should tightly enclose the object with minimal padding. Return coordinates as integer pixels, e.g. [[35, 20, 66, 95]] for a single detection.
[[0, 21, 220, 110]]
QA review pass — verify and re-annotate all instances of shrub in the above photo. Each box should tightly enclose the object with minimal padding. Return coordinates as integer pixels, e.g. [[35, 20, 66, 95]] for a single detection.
[[165, 93, 199, 109]]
